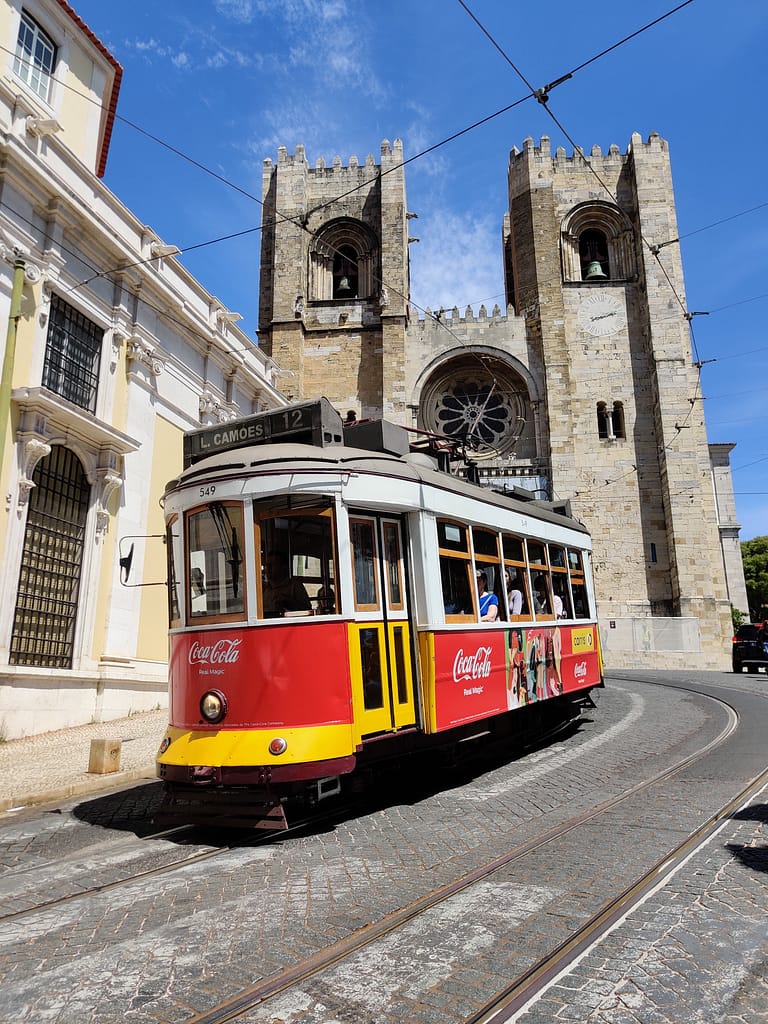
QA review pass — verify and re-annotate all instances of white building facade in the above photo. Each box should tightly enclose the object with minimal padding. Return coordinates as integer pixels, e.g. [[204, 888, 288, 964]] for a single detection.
[[0, 0, 284, 738]]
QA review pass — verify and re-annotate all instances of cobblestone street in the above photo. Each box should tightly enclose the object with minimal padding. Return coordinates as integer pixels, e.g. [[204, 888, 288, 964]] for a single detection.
[[0, 672, 766, 1023]]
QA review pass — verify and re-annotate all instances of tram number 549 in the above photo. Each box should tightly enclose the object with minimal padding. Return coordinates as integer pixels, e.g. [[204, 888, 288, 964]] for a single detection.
[[199, 485, 216, 498]]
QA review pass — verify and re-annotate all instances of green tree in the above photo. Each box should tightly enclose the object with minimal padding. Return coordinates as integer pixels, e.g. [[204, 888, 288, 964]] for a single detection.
[[741, 536, 768, 621]]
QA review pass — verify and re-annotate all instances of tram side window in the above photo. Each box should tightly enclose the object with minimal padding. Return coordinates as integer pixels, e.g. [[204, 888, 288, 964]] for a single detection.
[[187, 503, 245, 621], [472, 527, 503, 622], [528, 540, 553, 618], [502, 534, 531, 619], [257, 504, 336, 618], [438, 519, 473, 620], [350, 518, 379, 610], [549, 545, 572, 619], [568, 548, 590, 618]]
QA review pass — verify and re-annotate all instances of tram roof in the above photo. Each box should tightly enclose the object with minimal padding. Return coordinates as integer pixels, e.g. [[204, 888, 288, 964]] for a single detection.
[[167, 441, 589, 537]]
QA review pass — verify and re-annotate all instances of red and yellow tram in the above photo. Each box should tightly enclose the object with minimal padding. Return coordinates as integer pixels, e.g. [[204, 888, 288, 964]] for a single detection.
[[156, 399, 603, 828]]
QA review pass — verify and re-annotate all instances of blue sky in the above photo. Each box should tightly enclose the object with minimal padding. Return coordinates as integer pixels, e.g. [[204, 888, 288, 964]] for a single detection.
[[72, 0, 767, 540]]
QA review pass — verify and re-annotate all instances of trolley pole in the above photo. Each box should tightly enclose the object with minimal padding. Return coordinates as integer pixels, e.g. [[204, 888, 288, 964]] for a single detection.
[[0, 257, 26, 458]]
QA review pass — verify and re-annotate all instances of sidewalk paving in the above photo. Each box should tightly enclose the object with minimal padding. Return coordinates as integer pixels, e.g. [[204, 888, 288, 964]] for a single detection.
[[0, 709, 167, 813]]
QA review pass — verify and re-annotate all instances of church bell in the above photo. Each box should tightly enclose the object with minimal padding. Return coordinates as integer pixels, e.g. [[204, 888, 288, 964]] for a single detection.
[[584, 260, 607, 280], [336, 276, 353, 297]]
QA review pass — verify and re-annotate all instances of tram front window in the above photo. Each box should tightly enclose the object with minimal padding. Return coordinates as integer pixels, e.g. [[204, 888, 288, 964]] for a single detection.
[[256, 502, 337, 619], [187, 503, 244, 621]]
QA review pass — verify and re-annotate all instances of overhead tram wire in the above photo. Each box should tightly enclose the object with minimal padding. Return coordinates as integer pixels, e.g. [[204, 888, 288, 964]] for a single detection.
[[0, 4, 735, 298], [2, 8, 696, 322], [1, 11, 729, 469], [1, 12, 736, 345], [0, 198, 275, 370], [3, 16, 759, 475], [3, 12, 752, 448]]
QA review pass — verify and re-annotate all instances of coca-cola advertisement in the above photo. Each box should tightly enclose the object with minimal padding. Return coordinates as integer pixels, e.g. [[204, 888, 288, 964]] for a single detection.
[[169, 623, 353, 729], [431, 624, 599, 731]]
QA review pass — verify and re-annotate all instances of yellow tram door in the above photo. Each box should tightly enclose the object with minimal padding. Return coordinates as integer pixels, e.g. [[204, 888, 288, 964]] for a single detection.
[[348, 516, 417, 739]]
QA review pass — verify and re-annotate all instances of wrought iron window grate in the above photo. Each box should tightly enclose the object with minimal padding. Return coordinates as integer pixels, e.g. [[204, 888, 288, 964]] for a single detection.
[[10, 446, 90, 668], [42, 295, 102, 413]]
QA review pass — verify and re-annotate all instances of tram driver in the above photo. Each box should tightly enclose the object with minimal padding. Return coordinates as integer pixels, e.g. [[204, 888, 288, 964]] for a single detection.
[[262, 552, 312, 618]]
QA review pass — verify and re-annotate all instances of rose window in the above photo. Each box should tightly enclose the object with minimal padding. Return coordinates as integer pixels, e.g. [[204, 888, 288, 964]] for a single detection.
[[420, 360, 530, 460]]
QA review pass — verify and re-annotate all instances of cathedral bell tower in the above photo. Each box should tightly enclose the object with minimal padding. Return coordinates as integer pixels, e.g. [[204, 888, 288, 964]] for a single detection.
[[504, 133, 731, 658], [258, 140, 410, 420]]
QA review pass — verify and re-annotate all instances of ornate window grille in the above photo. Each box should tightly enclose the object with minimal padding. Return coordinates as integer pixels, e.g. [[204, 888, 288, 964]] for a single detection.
[[42, 295, 103, 413], [9, 446, 90, 668]]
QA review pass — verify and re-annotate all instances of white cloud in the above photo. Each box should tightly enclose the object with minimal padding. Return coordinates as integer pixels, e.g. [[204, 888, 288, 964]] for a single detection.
[[213, 0, 255, 21], [321, 0, 346, 19], [130, 37, 191, 68]]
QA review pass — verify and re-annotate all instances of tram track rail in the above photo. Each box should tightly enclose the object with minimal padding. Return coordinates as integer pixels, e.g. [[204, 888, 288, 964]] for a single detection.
[[173, 687, 744, 1024], [0, 820, 315, 925]]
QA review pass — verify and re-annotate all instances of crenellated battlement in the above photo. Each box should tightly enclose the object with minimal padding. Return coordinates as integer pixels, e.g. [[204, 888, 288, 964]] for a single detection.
[[263, 139, 403, 179], [414, 302, 511, 328], [509, 131, 668, 173]]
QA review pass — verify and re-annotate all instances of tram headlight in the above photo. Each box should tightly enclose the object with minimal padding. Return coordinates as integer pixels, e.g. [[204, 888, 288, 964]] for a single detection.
[[200, 690, 227, 724], [269, 737, 287, 756]]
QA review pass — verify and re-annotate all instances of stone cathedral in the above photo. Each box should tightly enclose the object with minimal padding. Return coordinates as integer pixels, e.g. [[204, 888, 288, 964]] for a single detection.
[[257, 133, 740, 669]]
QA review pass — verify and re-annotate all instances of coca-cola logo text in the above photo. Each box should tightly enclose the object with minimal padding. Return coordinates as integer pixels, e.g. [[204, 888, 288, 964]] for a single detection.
[[574, 660, 587, 678], [189, 638, 242, 666], [453, 646, 492, 683]]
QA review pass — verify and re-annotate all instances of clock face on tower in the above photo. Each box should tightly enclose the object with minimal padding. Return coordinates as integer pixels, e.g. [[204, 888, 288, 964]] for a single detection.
[[577, 293, 626, 337]]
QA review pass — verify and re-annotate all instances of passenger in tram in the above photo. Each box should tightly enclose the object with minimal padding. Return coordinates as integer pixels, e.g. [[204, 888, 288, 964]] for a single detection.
[[262, 552, 312, 617], [476, 569, 499, 622], [316, 585, 335, 614], [533, 575, 551, 615], [505, 568, 524, 616]]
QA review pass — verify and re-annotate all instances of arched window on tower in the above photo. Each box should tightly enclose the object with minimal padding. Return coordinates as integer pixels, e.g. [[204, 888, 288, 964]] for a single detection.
[[333, 245, 359, 299], [561, 202, 636, 284], [579, 229, 610, 280], [612, 401, 626, 439], [310, 219, 377, 302], [596, 400, 626, 440], [596, 402, 611, 439]]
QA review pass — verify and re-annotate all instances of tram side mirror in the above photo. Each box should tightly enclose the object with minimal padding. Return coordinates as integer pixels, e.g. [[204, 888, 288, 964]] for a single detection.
[[119, 541, 135, 584], [117, 534, 167, 588]]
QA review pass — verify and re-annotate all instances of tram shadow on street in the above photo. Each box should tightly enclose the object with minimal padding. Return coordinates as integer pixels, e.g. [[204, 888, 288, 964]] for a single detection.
[[725, 802, 768, 874], [72, 780, 169, 838], [339, 715, 591, 824], [69, 717, 590, 845]]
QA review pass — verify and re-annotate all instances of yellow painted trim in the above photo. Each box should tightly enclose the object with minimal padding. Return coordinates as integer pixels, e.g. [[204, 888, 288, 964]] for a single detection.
[[157, 722, 355, 767], [348, 622, 392, 741], [418, 631, 438, 733], [388, 620, 417, 729]]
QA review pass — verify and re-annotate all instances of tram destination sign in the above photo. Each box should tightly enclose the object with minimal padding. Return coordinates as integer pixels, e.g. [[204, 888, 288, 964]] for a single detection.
[[183, 398, 343, 467]]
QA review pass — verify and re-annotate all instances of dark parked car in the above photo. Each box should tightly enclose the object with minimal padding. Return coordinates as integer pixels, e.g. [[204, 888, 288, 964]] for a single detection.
[[732, 623, 768, 673]]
